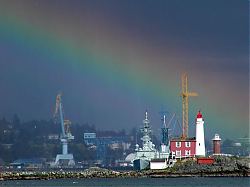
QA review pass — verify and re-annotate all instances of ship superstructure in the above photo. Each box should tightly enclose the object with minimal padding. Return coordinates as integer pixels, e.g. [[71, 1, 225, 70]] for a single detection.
[[133, 111, 158, 170]]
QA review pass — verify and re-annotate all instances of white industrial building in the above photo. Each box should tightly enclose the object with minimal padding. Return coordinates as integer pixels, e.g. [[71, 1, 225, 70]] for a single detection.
[[150, 159, 168, 170]]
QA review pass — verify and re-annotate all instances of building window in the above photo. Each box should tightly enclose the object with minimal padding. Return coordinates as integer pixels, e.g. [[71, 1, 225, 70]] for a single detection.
[[185, 142, 191, 147], [176, 150, 181, 156], [185, 150, 190, 156], [176, 142, 181, 148]]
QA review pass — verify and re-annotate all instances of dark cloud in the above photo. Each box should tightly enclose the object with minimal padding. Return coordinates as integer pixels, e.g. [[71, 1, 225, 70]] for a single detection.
[[0, 0, 248, 139]]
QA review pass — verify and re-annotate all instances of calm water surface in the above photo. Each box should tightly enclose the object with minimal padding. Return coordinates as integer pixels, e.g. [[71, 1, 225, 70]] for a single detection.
[[0, 177, 249, 187]]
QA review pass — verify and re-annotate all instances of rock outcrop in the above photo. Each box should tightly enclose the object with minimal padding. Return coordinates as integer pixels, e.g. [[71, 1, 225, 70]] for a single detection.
[[0, 156, 249, 180]]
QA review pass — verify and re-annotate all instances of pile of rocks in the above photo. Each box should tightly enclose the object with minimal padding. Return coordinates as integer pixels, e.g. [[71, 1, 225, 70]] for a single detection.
[[0, 167, 118, 180], [167, 156, 250, 177], [0, 157, 249, 180]]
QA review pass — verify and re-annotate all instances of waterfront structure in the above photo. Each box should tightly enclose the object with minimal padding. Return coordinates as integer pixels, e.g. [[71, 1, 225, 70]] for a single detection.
[[170, 138, 196, 158], [195, 111, 206, 157], [150, 158, 168, 169], [212, 134, 221, 155]]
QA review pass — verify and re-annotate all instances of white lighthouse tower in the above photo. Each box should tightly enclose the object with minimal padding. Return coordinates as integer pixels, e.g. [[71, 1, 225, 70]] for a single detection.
[[195, 111, 206, 157]]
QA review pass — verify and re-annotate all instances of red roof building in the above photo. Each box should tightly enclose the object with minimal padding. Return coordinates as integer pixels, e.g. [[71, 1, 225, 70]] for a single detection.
[[170, 138, 196, 158]]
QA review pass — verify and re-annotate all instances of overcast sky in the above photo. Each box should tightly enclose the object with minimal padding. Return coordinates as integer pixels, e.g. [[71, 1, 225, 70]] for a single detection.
[[0, 0, 248, 139]]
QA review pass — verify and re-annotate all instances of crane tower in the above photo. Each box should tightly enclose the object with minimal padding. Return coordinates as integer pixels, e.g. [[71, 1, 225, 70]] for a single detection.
[[181, 73, 198, 139], [53, 93, 75, 166]]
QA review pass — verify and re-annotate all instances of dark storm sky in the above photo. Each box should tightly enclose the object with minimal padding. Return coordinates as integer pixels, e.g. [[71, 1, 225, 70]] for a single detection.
[[0, 0, 248, 139]]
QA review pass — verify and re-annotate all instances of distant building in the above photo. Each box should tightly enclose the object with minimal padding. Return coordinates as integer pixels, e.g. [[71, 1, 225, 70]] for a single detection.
[[121, 142, 131, 151], [109, 142, 121, 150], [84, 133, 96, 139], [170, 138, 196, 158], [84, 132, 130, 165], [48, 134, 59, 140], [10, 158, 45, 169], [83, 133, 96, 145]]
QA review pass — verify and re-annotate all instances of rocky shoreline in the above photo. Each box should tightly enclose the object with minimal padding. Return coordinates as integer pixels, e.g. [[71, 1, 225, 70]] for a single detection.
[[0, 157, 249, 180]]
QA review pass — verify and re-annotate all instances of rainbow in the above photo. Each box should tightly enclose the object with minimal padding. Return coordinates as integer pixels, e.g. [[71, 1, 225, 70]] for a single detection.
[[0, 4, 248, 139]]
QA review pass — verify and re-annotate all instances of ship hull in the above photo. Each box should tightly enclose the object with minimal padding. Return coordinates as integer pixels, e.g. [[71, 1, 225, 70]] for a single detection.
[[133, 159, 149, 170]]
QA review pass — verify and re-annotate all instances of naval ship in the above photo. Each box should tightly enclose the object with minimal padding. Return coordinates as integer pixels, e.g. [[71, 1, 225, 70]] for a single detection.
[[133, 111, 159, 170]]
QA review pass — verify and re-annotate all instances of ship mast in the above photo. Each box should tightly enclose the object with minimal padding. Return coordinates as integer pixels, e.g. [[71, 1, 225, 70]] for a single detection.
[[141, 111, 153, 151], [161, 115, 169, 146]]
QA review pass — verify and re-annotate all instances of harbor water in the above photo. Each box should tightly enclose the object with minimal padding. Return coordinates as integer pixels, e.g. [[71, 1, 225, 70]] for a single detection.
[[0, 177, 249, 187]]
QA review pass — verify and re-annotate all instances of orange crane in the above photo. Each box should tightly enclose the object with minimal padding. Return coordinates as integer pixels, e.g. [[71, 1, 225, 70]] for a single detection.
[[54, 93, 73, 137], [181, 73, 198, 139]]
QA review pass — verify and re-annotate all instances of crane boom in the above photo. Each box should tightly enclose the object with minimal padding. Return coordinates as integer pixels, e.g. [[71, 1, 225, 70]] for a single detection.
[[54, 93, 66, 138], [181, 73, 198, 139], [59, 100, 66, 137]]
